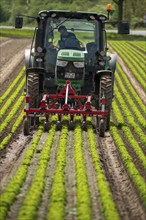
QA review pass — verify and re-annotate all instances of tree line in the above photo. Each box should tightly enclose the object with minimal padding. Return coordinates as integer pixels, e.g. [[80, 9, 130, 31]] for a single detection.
[[0, 0, 145, 28]]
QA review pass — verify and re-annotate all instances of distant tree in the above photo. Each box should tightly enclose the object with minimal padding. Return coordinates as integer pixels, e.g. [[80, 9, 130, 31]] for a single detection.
[[0, 5, 10, 22], [113, 0, 124, 22]]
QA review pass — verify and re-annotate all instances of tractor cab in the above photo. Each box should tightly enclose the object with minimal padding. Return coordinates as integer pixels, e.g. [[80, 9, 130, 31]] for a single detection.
[[33, 10, 110, 93]]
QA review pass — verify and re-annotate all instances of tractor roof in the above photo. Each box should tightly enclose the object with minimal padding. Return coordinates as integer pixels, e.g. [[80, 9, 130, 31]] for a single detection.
[[39, 10, 107, 21]]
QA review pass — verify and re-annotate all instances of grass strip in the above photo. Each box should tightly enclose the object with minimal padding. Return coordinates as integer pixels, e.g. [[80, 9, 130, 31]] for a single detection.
[[0, 29, 33, 38]]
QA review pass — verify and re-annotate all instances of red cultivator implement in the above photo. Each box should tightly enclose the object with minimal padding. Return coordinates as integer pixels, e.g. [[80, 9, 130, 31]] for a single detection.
[[24, 81, 108, 137]]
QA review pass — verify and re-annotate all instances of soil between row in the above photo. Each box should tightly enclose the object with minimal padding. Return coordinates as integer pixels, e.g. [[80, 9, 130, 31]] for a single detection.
[[0, 38, 145, 220]]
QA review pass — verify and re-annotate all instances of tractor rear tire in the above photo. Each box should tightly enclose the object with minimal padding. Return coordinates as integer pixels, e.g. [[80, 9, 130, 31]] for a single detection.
[[99, 74, 113, 130], [27, 72, 40, 107], [27, 73, 40, 126]]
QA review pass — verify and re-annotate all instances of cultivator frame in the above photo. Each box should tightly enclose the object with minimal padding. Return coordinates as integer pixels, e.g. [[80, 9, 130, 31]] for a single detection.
[[24, 81, 108, 136]]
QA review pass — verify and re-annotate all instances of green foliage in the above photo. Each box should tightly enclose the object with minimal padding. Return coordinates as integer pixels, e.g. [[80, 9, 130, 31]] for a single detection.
[[110, 41, 146, 90], [110, 121, 146, 207], [47, 117, 68, 220], [0, 67, 25, 105], [0, 0, 144, 28], [0, 125, 43, 220], [74, 117, 92, 220], [0, 29, 34, 38], [0, 5, 11, 22]]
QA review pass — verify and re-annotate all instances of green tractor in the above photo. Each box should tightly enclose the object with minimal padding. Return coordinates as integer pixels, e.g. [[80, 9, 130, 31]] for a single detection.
[[15, 5, 117, 136]]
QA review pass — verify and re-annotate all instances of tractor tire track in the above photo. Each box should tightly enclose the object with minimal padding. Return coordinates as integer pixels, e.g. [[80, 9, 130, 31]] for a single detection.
[[65, 131, 76, 220], [0, 133, 32, 192], [97, 132, 146, 220], [82, 131, 103, 220], [37, 131, 60, 220], [6, 133, 49, 220]]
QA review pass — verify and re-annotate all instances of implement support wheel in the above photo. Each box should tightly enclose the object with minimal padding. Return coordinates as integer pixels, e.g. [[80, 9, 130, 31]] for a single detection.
[[23, 118, 30, 135], [44, 121, 50, 132], [99, 119, 105, 137]]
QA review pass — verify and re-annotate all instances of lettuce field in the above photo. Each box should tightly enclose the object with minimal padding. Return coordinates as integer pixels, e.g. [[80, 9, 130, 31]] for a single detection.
[[0, 38, 146, 220]]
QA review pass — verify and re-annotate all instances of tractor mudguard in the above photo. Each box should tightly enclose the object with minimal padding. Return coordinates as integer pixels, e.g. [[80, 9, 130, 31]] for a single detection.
[[109, 53, 117, 95], [109, 53, 117, 74], [94, 70, 113, 85], [26, 67, 45, 75], [25, 49, 33, 68], [96, 70, 113, 77], [94, 70, 113, 96]]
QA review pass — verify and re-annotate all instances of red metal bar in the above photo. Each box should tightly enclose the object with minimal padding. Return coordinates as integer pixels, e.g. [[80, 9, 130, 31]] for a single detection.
[[24, 81, 108, 120], [41, 101, 47, 109], [24, 108, 108, 116]]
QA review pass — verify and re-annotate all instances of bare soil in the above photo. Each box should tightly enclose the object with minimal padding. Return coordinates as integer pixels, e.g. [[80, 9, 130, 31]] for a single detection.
[[0, 38, 30, 95], [98, 133, 145, 220]]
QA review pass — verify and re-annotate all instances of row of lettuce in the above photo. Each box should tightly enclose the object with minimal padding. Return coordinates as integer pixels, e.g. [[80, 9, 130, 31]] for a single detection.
[[109, 41, 146, 207], [0, 68, 26, 150], [0, 40, 145, 220], [109, 41, 146, 91], [0, 115, 145, 220], [0, 116, 120, 220]]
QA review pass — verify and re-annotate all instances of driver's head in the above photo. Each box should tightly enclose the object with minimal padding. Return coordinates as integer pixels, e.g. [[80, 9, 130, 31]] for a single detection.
[[58, 25, 67, 35]]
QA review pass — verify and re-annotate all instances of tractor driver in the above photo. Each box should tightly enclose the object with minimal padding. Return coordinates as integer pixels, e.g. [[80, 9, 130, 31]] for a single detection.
[[58, 25, 80, 49]]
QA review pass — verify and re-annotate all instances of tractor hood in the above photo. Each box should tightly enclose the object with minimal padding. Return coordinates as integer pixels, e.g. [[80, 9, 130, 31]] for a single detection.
[[57, 49, 84, 62]]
